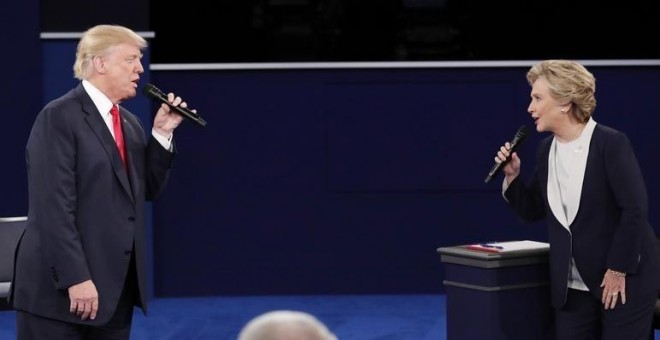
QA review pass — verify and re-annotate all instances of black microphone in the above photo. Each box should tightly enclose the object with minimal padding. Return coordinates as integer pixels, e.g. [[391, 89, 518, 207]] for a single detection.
[[142, 83, 207, 127], [484, 125, 529, 183]]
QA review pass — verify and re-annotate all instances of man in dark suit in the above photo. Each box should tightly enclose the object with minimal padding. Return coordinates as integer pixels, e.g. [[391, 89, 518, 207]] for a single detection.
[[493, 59, 660, 340], [9, 24, 188, 339]]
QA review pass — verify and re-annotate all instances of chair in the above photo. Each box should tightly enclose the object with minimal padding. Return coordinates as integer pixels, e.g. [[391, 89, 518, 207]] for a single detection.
[[0, 216, 27, 310], [653, 236, 660, 338]]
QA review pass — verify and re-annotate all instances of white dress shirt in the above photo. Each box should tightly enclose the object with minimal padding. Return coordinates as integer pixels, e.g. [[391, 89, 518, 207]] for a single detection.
[[82, 80, 172, 150]]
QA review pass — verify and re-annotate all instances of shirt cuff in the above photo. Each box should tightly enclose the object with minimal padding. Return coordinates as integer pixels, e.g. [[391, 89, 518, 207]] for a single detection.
[[501, 178, 510, 202], [152, 129, 173, 151]]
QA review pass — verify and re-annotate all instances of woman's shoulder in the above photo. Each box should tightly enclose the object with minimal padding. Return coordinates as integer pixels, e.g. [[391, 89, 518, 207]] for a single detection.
[[591, 122, 634, 154], [592, 123, 628, 141]]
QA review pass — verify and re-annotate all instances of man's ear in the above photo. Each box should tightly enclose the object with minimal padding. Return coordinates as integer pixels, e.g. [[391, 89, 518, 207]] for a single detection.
[[92, 55, 106, 74]]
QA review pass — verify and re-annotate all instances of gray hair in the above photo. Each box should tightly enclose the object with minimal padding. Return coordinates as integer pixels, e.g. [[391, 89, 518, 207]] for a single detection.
[[238, 310, 338, 340]]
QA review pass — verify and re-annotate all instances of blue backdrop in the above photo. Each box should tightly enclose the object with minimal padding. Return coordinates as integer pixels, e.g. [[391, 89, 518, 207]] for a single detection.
[[149, 66, 660, 296], [1, 1, 40, 216], [5, 1, 660, 298]]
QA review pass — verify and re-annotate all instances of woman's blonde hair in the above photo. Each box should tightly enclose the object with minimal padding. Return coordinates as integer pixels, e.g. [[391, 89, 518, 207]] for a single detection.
[[526, 59, 596, 123]]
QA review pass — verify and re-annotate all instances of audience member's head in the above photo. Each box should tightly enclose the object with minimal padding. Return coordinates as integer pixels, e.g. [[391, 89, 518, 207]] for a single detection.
[[238, 310, 338, 340]]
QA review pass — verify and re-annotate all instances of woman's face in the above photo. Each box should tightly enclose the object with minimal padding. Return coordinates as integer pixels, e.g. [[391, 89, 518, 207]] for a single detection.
[[527, 78, 568, 134]]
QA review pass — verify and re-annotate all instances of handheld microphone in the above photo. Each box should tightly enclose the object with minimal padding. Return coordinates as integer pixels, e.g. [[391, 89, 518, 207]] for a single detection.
[[142, 84, 207, 127], [484, 125, 529, 183]]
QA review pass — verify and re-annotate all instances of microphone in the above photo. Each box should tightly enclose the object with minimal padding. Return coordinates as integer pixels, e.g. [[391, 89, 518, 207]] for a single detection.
[[142, 83, 207, 127], [484, 125, 529, 183]]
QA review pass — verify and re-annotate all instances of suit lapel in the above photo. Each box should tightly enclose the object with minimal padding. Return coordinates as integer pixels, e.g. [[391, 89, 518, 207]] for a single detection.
[[79, 90, 135, 204], [117, 107, 141, 202]]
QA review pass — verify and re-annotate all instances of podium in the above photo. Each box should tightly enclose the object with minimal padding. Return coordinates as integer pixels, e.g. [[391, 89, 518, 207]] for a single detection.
[[437, 242, 554, 340]]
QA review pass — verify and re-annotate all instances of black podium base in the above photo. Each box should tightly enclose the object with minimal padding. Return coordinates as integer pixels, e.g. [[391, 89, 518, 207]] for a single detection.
[[438, 244, 555, 340]]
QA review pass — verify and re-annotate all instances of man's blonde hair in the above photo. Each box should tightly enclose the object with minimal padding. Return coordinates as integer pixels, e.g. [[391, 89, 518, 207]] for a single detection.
[[73, 24, 146, 80]]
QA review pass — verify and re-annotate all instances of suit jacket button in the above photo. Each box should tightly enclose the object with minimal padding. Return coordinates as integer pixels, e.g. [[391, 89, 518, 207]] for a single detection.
[[128, 217, 135, 222]]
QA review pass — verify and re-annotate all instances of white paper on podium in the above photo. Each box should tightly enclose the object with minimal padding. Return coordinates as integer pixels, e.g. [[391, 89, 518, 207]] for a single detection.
[[475, 240, 549, 253]]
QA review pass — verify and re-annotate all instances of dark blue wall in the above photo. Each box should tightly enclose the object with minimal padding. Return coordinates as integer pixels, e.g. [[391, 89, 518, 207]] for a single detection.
[[151, 66, 660, 296], [1, 1, 40, 217], [5, 0, 660, 298]]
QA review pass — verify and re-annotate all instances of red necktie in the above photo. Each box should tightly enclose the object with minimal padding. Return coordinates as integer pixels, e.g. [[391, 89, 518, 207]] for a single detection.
[[110, 105, 127, 170]]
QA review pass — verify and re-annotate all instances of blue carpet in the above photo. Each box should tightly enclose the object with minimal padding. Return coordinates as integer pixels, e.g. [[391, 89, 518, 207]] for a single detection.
[[2, 294, 659, 339], [0, 294, 446, 339]]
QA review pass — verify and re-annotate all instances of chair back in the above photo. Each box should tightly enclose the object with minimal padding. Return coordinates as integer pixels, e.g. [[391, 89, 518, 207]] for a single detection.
[[0, 216, 27, 299]]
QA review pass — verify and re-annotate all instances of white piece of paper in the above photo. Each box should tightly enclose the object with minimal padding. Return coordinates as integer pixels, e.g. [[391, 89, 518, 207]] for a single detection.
[[478, 240, 549, 252]]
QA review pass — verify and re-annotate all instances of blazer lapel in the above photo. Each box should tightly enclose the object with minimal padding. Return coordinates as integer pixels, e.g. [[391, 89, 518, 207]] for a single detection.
[[546, 139, 570, 230], [544, 119, 598, 231]]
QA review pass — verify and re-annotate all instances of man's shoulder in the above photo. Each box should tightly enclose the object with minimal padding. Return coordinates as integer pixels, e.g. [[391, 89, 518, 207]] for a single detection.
[[40, 85, 85, 115]]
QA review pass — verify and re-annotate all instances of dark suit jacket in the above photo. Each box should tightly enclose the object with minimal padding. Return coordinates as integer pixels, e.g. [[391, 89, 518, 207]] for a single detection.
[[9, 83, 174, 325], [505, 123, 660, 308]]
